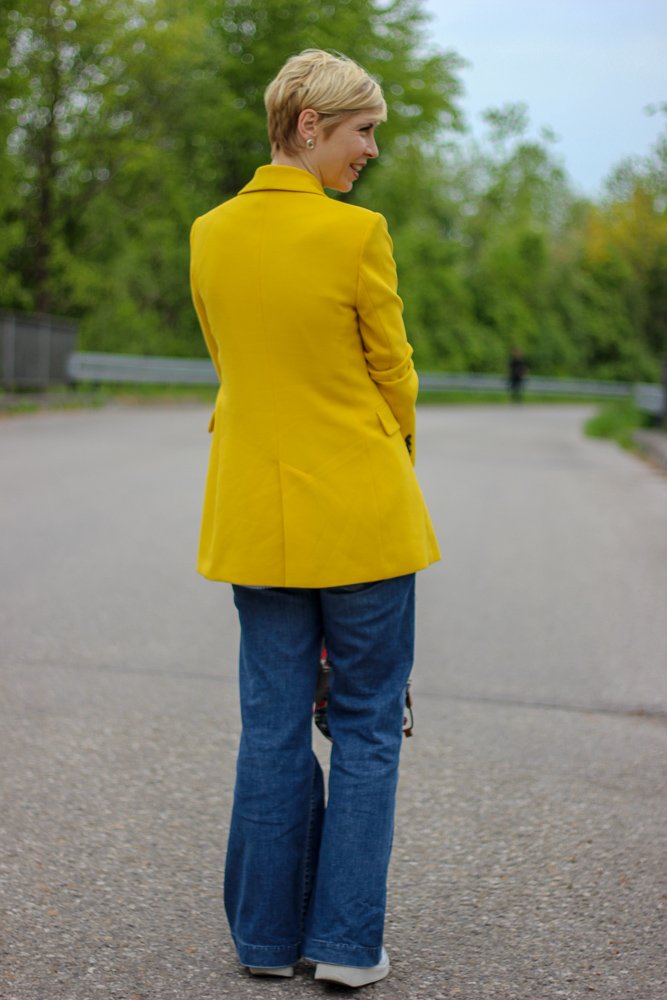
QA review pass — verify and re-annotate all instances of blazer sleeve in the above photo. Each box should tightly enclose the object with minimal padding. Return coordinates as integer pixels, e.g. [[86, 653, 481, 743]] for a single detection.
[[190, 218, 222, 431], [190, 217, 223, 369], [357, 213, 418, 465]]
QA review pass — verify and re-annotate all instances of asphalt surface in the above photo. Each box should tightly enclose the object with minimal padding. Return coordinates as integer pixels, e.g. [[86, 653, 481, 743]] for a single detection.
[[1, 403, 665, 1000]]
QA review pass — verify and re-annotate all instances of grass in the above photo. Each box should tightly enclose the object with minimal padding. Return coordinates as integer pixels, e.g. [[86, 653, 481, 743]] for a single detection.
[[66, 382, 219, 404], [417, 390, 612, 405], [0, 397, 42, 415], [584, 399, 653, 450], [0, 382, 218, 416]]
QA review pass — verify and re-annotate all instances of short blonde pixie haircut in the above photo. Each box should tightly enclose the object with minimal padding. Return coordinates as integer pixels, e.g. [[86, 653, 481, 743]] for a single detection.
[[265, 49, 387, 155]]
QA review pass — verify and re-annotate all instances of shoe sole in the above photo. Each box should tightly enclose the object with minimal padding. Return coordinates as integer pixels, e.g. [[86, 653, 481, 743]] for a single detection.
[[314, 957, 390, 988], [248, 966, 294, 977]]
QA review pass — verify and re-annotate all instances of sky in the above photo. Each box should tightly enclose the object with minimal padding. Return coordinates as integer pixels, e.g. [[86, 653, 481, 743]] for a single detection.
[[419, 0, 667, 196]]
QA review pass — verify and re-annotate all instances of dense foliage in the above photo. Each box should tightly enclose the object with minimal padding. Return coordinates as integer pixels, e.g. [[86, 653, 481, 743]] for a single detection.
[[1, 0, 666, 378]]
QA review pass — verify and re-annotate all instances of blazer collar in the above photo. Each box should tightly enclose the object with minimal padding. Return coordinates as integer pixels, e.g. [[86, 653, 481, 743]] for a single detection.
[[239, 164, 326, 197]]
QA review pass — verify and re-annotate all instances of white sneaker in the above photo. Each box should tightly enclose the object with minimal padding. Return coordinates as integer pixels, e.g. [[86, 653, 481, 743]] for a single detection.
[[314, 947, 390, 988], [248, 965, 294, 977]]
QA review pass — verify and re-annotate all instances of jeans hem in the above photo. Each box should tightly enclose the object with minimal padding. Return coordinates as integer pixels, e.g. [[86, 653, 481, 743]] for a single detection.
[[303, 938, 382, 967], [232, 934, 301, 967]]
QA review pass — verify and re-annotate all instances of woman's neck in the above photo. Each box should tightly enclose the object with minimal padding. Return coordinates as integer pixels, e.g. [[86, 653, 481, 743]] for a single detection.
[[271, 149, 322, 185]]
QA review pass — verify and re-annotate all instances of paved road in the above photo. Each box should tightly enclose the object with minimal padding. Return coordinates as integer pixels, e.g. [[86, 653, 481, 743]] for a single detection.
[[1, 404, 665, 1000]]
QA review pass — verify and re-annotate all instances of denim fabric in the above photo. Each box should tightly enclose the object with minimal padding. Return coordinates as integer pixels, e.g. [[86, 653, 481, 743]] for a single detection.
[[226, 574, 415, 969]]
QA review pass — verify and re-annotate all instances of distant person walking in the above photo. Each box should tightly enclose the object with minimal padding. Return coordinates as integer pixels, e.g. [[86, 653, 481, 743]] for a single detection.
[[508, 346, 528, 402], [189, 50, 440, 989]]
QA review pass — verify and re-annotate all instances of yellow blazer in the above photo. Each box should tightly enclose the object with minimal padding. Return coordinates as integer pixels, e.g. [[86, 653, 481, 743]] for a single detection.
[[190, 164, 440, 586]]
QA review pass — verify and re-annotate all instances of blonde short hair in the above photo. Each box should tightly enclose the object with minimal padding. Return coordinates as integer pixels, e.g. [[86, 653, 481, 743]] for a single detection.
[[265, 49, 387, 154]]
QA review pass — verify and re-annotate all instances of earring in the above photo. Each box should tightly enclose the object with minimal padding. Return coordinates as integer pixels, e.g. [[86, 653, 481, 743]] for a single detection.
[[306, 138, 315, 149]]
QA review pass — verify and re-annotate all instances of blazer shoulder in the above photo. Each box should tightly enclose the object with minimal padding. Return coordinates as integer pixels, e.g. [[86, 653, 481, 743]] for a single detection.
[[325, 198, 380, 222], [318, 198, 386, 241], [191, 198, 250, 260], [192, 195, 240, 231]]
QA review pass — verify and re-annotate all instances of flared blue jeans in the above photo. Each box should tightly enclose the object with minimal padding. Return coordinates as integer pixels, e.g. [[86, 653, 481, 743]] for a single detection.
[[225, 574, 415, 969]]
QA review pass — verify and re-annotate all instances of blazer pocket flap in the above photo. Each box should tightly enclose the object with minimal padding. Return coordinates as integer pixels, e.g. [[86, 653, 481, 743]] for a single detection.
[[377, 404, 400, 436]]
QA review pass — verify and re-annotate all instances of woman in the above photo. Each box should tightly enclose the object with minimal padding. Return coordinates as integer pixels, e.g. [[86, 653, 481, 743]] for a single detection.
[[190, 49, 440, 989]]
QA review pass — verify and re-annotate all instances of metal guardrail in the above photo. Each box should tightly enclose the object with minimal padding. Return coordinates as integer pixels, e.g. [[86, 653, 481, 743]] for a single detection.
[[419, 372, 633, 398], [65, 351, 665, 416], [68, 351, 218, 384], [419, 372, 665, 414]]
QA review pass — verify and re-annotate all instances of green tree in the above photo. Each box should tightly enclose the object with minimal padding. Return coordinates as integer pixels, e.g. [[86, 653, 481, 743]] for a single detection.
[[3, 1, 665, 380], [0, 0, 145, 311], [1, 0, 464, 355]]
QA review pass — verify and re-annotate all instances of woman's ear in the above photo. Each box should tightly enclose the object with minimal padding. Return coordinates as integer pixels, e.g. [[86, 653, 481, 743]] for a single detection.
[[297, 107, 319, 144]]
